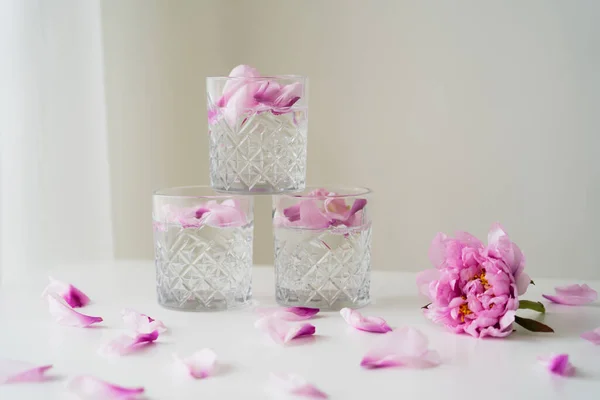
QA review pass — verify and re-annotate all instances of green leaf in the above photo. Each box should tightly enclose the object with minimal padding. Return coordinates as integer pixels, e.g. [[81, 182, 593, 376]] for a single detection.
[[518, 300, 546, 313], [421, 303, 431, 310], [514, 315, 554, 333]]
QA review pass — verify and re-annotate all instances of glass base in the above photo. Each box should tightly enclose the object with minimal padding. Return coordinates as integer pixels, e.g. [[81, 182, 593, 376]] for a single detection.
[[158, 297, 252, 312], [276, 289, 369, 311], [212, 182, 305, 195]]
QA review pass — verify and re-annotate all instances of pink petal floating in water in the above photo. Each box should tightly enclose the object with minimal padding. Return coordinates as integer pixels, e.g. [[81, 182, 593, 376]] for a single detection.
[[257, 307, 319, 321], [268, 373, 328, 399], [42, 277, 90, 308], [47, 293, 102, 328], [340, 308, 392, 333], [203, 202, 247, 228], [542, 284, 598, 306], [0, 359, 53, 384], [174, 349, 217, 379], [538, 354, 575, 377], [360, 327, 441, 369], [121, 309, 167, 334], [99, 330, 159, 357], [298, 200, 330, 229], [66, 375, 144, 399], [581, 327, 600, 345], [217, 64, 261, 107], [255, 317, 315, 345]]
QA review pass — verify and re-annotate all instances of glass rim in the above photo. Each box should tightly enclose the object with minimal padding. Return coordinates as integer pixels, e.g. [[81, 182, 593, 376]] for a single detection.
[[206, 75, 306, 81], [153, 185, 245, 199], [275, 185, 372, 199]]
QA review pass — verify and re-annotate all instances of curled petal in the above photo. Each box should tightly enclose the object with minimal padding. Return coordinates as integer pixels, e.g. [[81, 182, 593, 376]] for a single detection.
[[538, 354, 575, 377], [217, 64, 261, 107], [99, 331, 159, 356], [42, 277, 90, 308], [542, 284, 598, 306], [47, 294, 102, 328], [66, 375, 144, 399], [174, 349, 217, 379], [257, 307, 319, 321], [203, 202, 247, 228], [121, 309, 167, 334], [416, 269, 440, 299], [255, 317, 315, 345], [298, 200, 330, 229], [268, 373, 328, 399], [340, 308, 392, 333], [580, 327, 600, 345], [283, 204, 301, 222], [0, 359, 53, 384], [254, 81, 283, 104], [360, 327, 441, 369]]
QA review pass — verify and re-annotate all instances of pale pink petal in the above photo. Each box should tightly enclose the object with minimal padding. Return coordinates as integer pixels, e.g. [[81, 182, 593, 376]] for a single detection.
[[416, 269, 440, 299], [538, 354, 575, 377], [257, 307, 319, 321], [323, 198, 349, 220], [268, 373, 328, 399], [340, 308, 392, 333], [0, 359, 53, 384], [222, 84, 259, 127], [254, 81, 283, 104], [217, 64, 261, 107], [99, 331, 159, 356], [283, 204, 301, 222], [298, 200, 330, 229], [255, 317, 315, 345], [173, 349, 217, 379], [66, 375, 144, 399], [203, 202, 247, 228], [580, 327, 600, 345], [42, 277, 90, 308], [360, 327, 441, 370], [272, 82, 302, 108], [542, 284, 598, 305], [121, 309, 167, 334], [47, 293, 102, 327], [428, 232, 449, 269], [515, 271, 531, 296]]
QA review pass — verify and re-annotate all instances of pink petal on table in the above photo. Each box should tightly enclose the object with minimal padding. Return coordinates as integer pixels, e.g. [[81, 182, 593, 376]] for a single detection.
[[99, 330, 159, 356], [340, 308, 392, 333], [268, 373, 328, 399], [538, 354, 575, 377], [581, 327, 600, 345], [255, 317, 315, 345], [174, 349, 217, 379], [361, 327, 441, 369], [415, 269, 440, 299], [257, 307, 319, 321], [66, 375, 144, 399], [121, 309, 167, 334], [42, 277, 90, 308], [0, 359, 53, 384], [542, 284, 598, 305], [47, 293, 102, 327]]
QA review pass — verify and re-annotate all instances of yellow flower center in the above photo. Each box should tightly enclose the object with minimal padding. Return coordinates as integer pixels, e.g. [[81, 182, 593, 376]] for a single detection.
[[473, 269, 490, 289], [459, 303, 472, 322]]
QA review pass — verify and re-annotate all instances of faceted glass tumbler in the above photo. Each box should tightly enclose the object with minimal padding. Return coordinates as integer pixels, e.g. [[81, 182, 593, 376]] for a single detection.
[[153, 186, 253, 311], [206, 75, 308, 194], [272, 186, 372, 310]]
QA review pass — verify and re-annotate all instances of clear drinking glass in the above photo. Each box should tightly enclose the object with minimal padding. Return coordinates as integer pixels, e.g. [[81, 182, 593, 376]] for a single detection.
[[206, 75, 308, 194], [153, 186, 253, 311], [272, 186, 372, 310]]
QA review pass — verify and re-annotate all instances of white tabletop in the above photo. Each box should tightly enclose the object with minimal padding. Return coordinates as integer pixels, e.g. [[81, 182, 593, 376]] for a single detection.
[[1, 261, 599, 399]]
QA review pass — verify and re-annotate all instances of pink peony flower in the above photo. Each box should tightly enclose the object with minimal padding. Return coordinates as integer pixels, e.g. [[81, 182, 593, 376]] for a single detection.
[[418, 223, 530, 338]]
